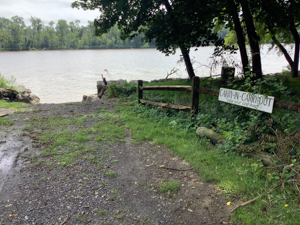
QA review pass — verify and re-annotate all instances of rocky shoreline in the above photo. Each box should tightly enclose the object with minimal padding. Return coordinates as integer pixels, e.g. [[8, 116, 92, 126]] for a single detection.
[[0, 85, 40, 104]]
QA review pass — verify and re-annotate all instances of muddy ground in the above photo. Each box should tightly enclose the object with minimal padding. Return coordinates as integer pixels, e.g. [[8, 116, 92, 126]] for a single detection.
[[0, 99, 233, 224]]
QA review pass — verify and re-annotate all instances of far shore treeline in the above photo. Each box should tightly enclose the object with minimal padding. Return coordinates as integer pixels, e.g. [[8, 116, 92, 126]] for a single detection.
[[0, 16, 229, 51], [0, 16, 158, 51]]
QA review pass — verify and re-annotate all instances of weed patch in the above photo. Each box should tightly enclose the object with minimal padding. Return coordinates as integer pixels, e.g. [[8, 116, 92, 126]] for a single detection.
[[160, 181, 180, 194]]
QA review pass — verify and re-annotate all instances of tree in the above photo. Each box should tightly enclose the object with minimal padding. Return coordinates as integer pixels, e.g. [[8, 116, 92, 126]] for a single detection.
[[238, 0, 263, 79], [72, 0, 223, 79], [0, 17, 11, 50], [224, 0, 250, 75], [8, 16, 25, 50], [220, 0, 263, 79], [29, 16, 43, 49], [56, 20, 69, 48], [45, 22, 58, 49], [257, 0, 300, 78]]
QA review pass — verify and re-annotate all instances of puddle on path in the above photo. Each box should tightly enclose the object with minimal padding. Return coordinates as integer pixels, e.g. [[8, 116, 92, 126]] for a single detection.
[[0, 129, 33, 195], [0, 153, 15, 173]]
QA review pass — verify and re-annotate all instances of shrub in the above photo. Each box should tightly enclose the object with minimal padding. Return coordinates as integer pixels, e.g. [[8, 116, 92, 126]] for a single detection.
[[107, 81, 137, 98], [0, 73, 16, 89]]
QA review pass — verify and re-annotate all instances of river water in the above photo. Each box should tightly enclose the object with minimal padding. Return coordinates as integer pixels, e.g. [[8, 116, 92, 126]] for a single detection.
[[0, 46, 293, 103]]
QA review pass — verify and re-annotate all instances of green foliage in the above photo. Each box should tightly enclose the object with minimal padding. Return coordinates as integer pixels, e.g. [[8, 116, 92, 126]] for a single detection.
[[97, 209, 107, 216], [107, 81, 137, 98], [159, 181, 180, 195], [0, 73, 16, 89], [0, 117, 13, 126], [234, 73, 290, 99], [106, 171, 116, 177]]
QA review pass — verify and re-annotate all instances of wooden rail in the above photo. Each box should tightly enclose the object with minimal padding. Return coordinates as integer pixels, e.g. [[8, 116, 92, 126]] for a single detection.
[[141, 86, 192, 92], [139, 100, 191, 111], [138, 77, 200, 114]]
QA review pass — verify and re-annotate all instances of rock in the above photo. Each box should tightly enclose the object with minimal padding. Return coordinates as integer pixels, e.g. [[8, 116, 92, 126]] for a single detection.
[[109, 79, 127, 86], [97, 81, 106, 87], [29, 94, 40, 104], [245, 152, 274, 166], [15, 94, 31, 103], [97, 82, 107, 99], [16, 85, 31, 95], [195, 127, 226, 144], [82, 94, 100, 103], [0, 88, 19, 101], [0, 87, 40, 104], [15, 94, 40, 104], [129, 80, 139, 84]]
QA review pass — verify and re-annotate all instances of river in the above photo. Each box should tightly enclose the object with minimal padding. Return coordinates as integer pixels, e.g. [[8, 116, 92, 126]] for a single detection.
[[0, 46, 293, 103]]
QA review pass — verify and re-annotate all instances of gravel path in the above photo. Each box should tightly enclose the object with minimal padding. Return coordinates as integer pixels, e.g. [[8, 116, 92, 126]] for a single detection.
[[0, 99, 232, 224]]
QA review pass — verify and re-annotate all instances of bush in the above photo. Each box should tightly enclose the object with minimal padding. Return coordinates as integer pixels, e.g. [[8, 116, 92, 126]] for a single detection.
[[0, 73, 16, 89], [107, 81, 137, 98]]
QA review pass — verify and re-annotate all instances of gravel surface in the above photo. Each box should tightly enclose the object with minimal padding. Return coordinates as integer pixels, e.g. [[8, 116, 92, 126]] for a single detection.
[[0, 99, 232, 224]]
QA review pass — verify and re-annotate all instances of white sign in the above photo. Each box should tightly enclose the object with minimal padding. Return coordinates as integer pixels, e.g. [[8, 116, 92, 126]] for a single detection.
[[218, 88, 275, 113]]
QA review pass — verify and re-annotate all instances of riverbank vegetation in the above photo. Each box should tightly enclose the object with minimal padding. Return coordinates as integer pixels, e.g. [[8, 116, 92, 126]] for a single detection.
[[0, 73, 16, 90], [106, 75, 300, 224], [0, 73, 27, 125]]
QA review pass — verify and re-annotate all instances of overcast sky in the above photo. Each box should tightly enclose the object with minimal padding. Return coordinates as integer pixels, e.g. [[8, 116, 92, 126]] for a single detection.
[[0, 0, 101, 26]]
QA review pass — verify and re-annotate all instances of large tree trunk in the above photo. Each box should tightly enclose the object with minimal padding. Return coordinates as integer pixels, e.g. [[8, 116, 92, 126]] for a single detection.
[[180, 46, 196, 79], [239, 0, 262, 79], [164, 0, 196, 80], [226, 0, 249, 76], [289, 21, 299, 78]]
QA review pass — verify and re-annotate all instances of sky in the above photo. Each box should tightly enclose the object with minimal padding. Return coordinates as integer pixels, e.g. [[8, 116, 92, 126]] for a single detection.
[[0, 0, 101, 26]]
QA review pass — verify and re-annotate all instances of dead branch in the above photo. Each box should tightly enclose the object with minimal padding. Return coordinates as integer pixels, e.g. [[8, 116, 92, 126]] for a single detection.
[[165, 67, 179, 81], [281, 164, 294, 182], [231, 182, 282, 213], [101, 74, 107, 85], [159, 166, 192, 171], [287, 179, 300, 183], [231, 195, 262, 213], [141, 218, 148, 225]]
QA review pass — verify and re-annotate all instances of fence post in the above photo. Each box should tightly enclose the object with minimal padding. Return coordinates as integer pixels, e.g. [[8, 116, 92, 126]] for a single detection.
[[138, 80, 143, 104], [191, 76, 200, 116]]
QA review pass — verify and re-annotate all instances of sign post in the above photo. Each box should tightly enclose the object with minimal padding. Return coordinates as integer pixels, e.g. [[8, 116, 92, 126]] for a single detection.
[[218, 88, 275, 113]]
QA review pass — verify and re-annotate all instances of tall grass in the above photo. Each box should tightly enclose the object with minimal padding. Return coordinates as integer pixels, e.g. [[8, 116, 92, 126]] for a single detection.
[[0, 73, 16, 89], [0, 73, 26, 110]]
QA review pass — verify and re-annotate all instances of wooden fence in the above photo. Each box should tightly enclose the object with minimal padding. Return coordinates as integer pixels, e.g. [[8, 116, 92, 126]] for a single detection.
[[138, 76, 300, 114], [138, 77, 200, 114]]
